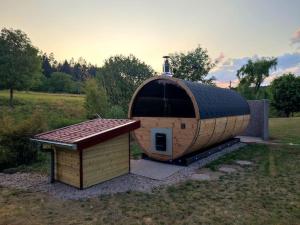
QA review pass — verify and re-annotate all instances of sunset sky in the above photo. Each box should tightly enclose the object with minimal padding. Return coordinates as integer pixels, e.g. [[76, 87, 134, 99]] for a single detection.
[[1, 0, 300, 87]]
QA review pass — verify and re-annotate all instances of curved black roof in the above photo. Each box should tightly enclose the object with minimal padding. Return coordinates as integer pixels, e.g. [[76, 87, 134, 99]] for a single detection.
[[182, 80, 250, 119]]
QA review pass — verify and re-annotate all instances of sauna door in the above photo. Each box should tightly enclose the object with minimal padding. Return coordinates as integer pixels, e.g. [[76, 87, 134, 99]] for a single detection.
[[150, 128, 172, 156]]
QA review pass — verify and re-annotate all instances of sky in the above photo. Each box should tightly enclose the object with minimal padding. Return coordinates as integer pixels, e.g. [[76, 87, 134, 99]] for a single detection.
[[1, 0, 300, 87]]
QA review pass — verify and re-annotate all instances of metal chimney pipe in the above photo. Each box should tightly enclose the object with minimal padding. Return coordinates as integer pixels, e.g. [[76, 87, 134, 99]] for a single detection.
[[162, 56, 173, 76]]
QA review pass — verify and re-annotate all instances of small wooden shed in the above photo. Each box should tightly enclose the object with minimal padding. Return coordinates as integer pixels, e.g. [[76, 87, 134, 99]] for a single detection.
[[32, 119, 140, 189]]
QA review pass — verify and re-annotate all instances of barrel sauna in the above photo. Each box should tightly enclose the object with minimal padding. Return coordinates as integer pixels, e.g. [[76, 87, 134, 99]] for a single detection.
[[128, 76, 250, 161]]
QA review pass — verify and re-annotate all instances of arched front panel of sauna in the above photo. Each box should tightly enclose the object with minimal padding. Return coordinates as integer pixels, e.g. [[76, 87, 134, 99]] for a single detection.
[[129, 77, 200, 161]]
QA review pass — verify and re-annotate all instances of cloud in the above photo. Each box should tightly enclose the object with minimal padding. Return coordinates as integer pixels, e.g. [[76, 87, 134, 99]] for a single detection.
[[291, 28, 300, 45], [210, 52, 300, 87], [214, 52, 225, 64]]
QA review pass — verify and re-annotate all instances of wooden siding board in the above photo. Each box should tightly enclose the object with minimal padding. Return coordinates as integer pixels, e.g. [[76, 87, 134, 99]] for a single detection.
[[54, 147, 80, 188], [82, 134, 129, 188]]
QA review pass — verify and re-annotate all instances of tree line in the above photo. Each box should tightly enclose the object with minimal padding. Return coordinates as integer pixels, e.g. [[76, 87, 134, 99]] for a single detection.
[[235, 58, 300, 117], [0, 27, 299, 117]]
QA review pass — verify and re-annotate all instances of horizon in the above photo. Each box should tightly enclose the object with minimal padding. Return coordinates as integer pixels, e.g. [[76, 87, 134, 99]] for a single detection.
[[1, 0, 300, 87]]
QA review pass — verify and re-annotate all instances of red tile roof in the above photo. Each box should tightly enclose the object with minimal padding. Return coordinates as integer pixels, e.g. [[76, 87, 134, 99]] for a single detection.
[[33, 119, 140, 150]]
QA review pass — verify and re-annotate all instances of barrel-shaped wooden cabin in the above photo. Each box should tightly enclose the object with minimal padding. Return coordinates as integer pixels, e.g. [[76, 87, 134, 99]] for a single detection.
[[129, 76, 250, 161]]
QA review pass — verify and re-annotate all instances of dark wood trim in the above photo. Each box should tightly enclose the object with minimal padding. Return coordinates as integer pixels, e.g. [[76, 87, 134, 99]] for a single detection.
[[77, 120, 140, 150], [128, 133, 131, 173], [50, 148, 55, 183], [79, 149, 83, 189]]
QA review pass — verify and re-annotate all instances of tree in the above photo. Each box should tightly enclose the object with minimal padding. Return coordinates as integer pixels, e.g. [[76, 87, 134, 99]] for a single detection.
[[59, 60, 72, 75], [97, 55, 154, 111], [169, 45, 216, 83], [0, 28, 41, 107], [84, 78, 108, 118], [237, 57, 277, 98], [41, 53, 53, 78], [270, 73, 300, 117], [47, 72, 75, 93]]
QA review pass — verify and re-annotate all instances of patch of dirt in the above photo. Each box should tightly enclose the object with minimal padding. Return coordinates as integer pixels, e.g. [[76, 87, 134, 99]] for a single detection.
[[192, 168, 224, 181], [235, 160, 253, 166], [217, 164, 243, 173]]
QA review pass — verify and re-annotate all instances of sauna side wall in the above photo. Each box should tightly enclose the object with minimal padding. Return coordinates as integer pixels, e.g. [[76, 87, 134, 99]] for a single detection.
[[188, 114, 250, 154]]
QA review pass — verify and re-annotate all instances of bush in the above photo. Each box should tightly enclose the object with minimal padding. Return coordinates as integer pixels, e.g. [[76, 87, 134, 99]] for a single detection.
[[0, 111, 48, 170], [270, 73, 300, 117], [84, 78, 108, 118], [105, 105, 126, 118]]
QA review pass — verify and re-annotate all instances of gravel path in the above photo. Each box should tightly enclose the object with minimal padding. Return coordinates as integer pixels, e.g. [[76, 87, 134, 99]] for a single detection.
[[0, 143, 246, 200]]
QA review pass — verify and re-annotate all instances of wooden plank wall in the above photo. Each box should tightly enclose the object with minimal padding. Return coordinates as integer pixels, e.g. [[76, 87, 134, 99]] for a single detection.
[[54, 147, 80, 188], [132, 115, 250, 161], [189, 115, 250, 155], [82, 134, 129, 188], [132, 117, 198, 161]]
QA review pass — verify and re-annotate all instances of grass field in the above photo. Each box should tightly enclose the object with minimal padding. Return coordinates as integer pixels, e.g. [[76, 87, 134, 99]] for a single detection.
[[0, 91, 300, 224], [269, 117, 300, 144], [1, 144, 299, 224], [0, 90, 86, 129]]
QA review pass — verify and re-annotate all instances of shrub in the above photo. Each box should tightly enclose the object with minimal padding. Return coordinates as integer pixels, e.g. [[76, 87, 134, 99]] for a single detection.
[[271, 73, 300, 117], [105, 105, 126, 119], [46, 72, 76, 93], [84, 78, 108, 118], [0, 111, 48, 170]]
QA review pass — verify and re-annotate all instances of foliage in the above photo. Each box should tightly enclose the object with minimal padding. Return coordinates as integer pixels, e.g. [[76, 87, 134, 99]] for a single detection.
[[105, 105, 126, 119], [97, 55, 154, 111], [270, 73, 300, 117], [237, 57, 277, 98], [39, 53, 97, 92], [45, 72, 75, 93], [169, 45, 216, 83], [0, 28, 41, 107], [84, 78, 108, 118], [41, 52, 55, 78], [131, 141, 142, 159], [0, 111, 48, 170], [237, 85, 272, 100]]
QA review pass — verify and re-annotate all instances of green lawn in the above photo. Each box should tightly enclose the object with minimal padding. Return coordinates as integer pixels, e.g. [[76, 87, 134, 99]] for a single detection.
[[0, 90, 85, 102], [269, 117, 300, 144], [1, 144, 299, 225], [0, 90, 86, 129]]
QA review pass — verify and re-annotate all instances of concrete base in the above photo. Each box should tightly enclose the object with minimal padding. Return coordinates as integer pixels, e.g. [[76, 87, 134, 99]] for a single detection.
[[130, 160, 184, 180], [131, 142, 247, 181], [238, 136, 269, 144]]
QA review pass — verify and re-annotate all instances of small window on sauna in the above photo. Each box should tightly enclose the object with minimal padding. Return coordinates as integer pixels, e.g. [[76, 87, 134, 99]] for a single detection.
[[132, 79, 196, 117], [155, 133, 166, 151]]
